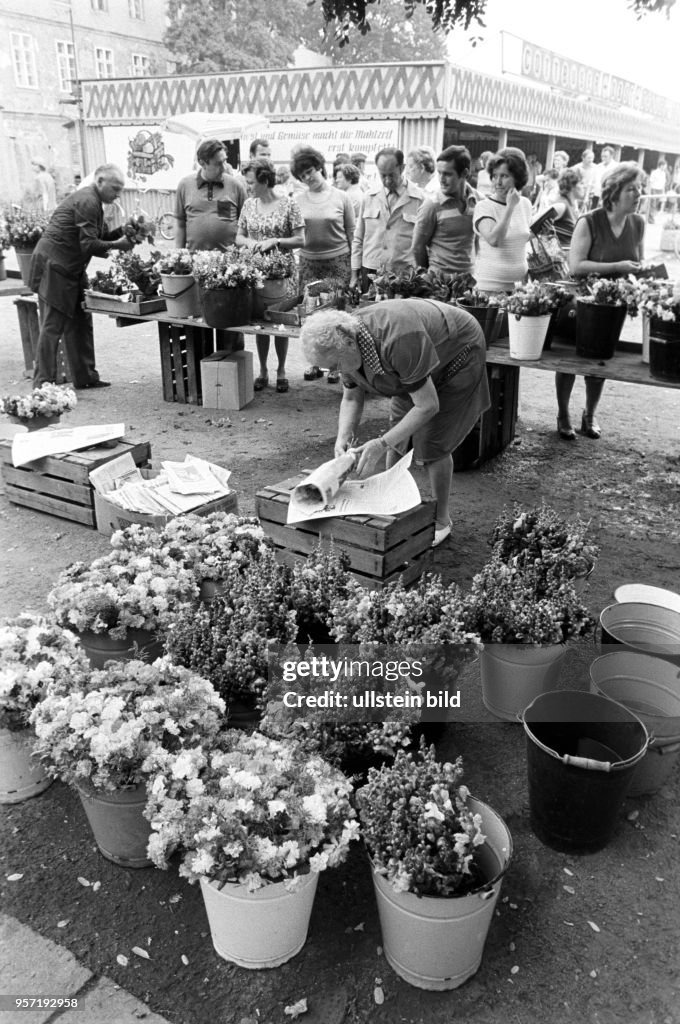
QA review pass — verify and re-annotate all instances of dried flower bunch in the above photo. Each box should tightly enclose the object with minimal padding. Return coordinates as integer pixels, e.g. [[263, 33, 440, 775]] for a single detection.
[[156, 248, 194, 275], [489, 503, 599, 590], [192, 246, 265, 291], [0, 383, 77, 420], [500, 280, 571, 318], [145, 730, 359, 891], [31, 659, 225, 791], [0, 614, 87, 731], [356, 742, 487, 897], [47, 547, 198, 638], [5, 210, 49, 248], [463, 559, 595, 645]]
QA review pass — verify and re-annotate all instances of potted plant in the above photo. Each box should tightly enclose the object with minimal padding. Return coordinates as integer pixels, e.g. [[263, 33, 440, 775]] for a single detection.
[[5, 210, 49, 285], [156, 248, 202, 318], [46, 547, 198, 668], [463, 557, 595, 721], [489, 502, 599, 591], [0, 382, 77, 430], [499, 281, 571, 360], [114, 249, 162, 298], [31, 658, 225, 867], [248, 246, 298, 318], [165, 547, 297, 725], [639, 278, 680, 382], [192, 246, 264, 328], [145, 729, 359, 967], [355, 742, 512, 990], [0, 614, 87, 804], [456, 286, 503, 344], [574, 275, 641, 360]]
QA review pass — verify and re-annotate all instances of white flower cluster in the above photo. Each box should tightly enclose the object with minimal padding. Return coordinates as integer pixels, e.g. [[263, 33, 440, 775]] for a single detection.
[[1, 383, 77, 420]]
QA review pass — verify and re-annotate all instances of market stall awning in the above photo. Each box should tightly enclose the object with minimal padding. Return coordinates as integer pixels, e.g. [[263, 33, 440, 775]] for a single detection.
[[161, 112, 270, 142]]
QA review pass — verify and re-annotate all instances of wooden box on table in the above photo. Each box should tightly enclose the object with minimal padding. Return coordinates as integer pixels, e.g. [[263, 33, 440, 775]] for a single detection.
[[255, 474, 436, 590], [0, 437, 151, 528], [452, 364, 519, 472]]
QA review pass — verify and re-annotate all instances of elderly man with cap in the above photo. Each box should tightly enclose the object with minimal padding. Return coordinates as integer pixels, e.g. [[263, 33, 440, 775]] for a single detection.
[[299, 299, 490, 547], [29, 163, 134, 390]]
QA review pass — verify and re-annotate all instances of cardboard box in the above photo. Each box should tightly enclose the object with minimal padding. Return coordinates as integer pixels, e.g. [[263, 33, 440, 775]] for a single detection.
[[256, 474, 435, 590], [201, 350, 254, 410], [0, 437, 151, 528], [93, 467, 238, 536]]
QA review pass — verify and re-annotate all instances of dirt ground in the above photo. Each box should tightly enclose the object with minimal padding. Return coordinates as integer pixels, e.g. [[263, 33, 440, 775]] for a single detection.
[[1, 244, 679, 1024]]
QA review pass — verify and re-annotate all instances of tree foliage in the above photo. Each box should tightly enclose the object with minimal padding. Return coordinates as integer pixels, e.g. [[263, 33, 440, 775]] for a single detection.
[[164, 0, 676, 72]]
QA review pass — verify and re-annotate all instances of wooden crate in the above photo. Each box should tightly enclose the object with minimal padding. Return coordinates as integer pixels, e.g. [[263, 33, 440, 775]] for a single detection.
[[13, 297, 71, 382], [256, 474, 436, 590], [453, 364, 519, 472], [158, 321, 217, 404], [0, 438, 151, 528], [94, 482, 238, 536], [84, 291, 166, 315]]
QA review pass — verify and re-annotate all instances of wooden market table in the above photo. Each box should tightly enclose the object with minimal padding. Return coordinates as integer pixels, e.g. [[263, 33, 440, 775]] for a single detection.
[[87, 308, 679, 468]]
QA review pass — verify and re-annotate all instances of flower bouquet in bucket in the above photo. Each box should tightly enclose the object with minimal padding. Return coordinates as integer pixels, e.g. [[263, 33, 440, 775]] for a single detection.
[[0, 614, 88, 804], [145, 730, 359, 967], [192, 246, 264, 327], [500, 281, 572, 359], [156, 248, 202, 318], [31, 659, 225, 867], [355, 742, 512, 990]]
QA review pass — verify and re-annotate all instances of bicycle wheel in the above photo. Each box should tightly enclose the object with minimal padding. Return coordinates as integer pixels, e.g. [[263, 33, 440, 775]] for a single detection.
[[158, 212, 176, 240]]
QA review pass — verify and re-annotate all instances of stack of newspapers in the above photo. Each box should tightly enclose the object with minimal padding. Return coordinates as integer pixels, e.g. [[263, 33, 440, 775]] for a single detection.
[[89, 453, 231, 516]]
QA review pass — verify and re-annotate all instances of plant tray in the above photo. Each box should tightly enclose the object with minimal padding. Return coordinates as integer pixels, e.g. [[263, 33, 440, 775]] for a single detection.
[[255, 474, 435, 590], [0, 437, 151, 528], [84, 290, 166, 315], [262, 295, 306, 327]]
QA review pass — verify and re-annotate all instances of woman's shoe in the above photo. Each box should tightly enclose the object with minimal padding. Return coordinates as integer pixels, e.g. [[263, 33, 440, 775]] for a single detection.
[[581, 410, 601, 439], [432, 524, 452, 548], [303, 366, 324, 381], [254, 375, 269, 391], [276, 377, 289, 393], [557, 416, 576, 440], [326, 370, 340, 384]]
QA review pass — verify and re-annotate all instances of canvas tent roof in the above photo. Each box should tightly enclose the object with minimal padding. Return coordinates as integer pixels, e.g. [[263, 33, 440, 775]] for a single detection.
[[161, 112, 270, 142]]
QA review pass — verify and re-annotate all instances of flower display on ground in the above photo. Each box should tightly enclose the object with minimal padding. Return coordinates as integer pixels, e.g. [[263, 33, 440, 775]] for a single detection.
[[192, 247, 264, 291], [489, 503, 599, 590], [30, 658, 225, 791], [356, 742, 487, 897], [47, 547, 198, 638], [145, 730, 358, 891], [463, 558, 595, 646], [165, 549, 297, 712], [0, 615, 88, 731], [1, 383, 77, 420]]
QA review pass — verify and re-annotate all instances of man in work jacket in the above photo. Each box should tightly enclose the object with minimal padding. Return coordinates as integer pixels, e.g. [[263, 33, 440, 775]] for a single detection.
[[351, 147, 425, 294], [30, 163, 133, 389]]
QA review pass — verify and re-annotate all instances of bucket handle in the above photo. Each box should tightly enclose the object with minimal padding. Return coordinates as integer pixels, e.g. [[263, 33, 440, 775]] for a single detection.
[[561, 754, 613, 772], [158, 281, 195, 300]]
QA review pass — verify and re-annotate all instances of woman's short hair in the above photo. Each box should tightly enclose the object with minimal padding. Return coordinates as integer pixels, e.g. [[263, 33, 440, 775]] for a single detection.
[[291, 146, 327, 180], [558, 168, 582, 198], [437, 145, 471, 175], [553, 150, 570, 167], [407, 147, 436, 175], [241, 158, 276, 189], [300, 310, 359, 366], [601, 161, 642, 211], [487, 148, 529, 190], [335, 162, 360, 185]]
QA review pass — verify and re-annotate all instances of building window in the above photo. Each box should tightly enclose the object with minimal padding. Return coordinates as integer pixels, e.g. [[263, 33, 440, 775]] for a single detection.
[[91, 0, 108, 10], [95, 47, 114, 78], [128, 0, 144, 18], [56, 41, 76, 93], [131, 54, 150, 77], [10, 32, 37, 88]]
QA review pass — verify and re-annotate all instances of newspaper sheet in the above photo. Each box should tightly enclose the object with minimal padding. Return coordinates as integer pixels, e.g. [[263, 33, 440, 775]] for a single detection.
[[12, 424, 126, 468], [89, 453, 232, 517], [89, 453, 143, 496], [287, 450, 420, 524]]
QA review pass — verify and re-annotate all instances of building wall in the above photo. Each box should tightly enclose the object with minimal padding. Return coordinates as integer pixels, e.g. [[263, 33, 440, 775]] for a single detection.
[[0, 0, 168, 202]]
